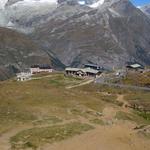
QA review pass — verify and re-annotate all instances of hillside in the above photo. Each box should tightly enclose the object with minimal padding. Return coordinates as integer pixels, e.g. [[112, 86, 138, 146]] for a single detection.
[[0, 0, 149, 69], [31, 0, 150, 68], [0, 27, 61, 80], [0, 73, 150, 150]]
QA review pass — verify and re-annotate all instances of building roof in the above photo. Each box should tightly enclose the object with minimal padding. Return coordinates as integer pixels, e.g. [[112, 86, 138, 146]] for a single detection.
[[65, 67, 82, 72], [127, 63, 144, 69], [16, 72, 31, 78], [31, 64, 51, 69], [65, 67, 101, 74], [84, 64, 104, 71], [130, 64, 141, 68], [84, 64, 99, 68], [83, 67, 100, 74]]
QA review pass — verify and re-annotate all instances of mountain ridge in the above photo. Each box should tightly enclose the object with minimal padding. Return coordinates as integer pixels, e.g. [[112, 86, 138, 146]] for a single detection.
[[31, 0, 150, 68], [0, 0, 150, 80], [140, 3, 150, 17]]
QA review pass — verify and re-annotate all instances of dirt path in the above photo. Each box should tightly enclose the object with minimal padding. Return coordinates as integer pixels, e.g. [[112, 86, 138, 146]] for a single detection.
[[102, 106, 118, 120], [1, 112, 150, 150], [43, 121, 150, 150], [0, 94, 149, 150], [117, 95, 128, 107], [116, 94, 132, 114], [66, 79, 94, 89]]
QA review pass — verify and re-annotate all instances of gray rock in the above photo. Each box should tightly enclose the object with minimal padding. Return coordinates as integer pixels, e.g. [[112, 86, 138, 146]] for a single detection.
[[140, 3, 150, 18], [0, 27, 64, 80], [31, 0, 150, 68]]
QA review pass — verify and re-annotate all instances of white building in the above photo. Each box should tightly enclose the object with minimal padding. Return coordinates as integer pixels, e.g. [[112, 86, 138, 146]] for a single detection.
[[16, 72, 32, 81], [30, 64, 53, 74]]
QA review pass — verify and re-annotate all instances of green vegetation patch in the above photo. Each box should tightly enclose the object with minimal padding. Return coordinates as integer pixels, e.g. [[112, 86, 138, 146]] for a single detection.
[[138, 130, 150, 139], [125, 92, 150, 102], [89, 119, 105, 125], [125, 91, 150, 111], [48, 74, 83, 87], [101, 95, 123, 107], [122, 72, 150, 87], [70, 108, 97, 119], [136, 112, 150, 121], [115, 111, 133, 121], [115, 111, 150, 125], [32, 116, 62, 126], [11, 122, 94, 150], [0, 106, 36, 124]]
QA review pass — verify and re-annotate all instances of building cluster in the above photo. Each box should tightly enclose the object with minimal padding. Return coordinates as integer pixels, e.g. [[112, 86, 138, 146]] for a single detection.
[[30, 64, 53, 74], [16, 72, 32, 81], [16, 64, 53, 81], [65, 64, 104, 78], [16, 62, 146, 82], [65, 62, 146, 79], [115, 63, 145, 77]]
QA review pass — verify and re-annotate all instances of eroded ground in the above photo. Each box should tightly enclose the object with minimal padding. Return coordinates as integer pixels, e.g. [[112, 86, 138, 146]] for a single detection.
[[0, 73, 150, 150]]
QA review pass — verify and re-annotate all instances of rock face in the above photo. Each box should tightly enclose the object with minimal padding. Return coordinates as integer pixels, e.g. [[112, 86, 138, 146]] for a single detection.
[[0, 27, 62, 80], [0, 0, 58, 33], [0, 0, 150, 74], [31, 0, 150, 68], [140, 4, 150, 18], [0, 0, 120, 33]]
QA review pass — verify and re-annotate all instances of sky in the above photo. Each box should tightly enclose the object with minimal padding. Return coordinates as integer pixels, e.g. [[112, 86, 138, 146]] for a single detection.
[[131, 0, 150, 6]]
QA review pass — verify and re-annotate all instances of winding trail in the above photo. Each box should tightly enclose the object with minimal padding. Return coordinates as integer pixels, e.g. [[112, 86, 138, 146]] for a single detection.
[[66, 79, 94, 89]]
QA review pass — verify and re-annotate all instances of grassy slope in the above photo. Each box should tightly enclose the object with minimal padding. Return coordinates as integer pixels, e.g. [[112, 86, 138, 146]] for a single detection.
[[11, 122, 93, 150], [0, 73, 150, 149], [122, 72, 150, 87]]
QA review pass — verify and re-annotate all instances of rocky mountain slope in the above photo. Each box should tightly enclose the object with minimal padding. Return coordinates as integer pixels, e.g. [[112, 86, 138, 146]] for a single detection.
[[0, 27, 63, 80], [140, 4, 150, 17], [0, 0, 150, 74], [0, 0, 103, 33], [0, 0, 58, 33], [31, 0, 150, 68]]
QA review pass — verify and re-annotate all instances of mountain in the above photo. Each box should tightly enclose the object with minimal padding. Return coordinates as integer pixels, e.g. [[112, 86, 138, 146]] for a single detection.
[[0, 27, 64, 80], [140, 4, 150, 17], [0, 0, 104, 33], [0, 0, 58, 33], [0, 0, 150, 71], [31, 0, 150, 68]]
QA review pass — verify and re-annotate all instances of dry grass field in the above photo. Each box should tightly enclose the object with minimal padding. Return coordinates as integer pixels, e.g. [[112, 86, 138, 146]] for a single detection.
[[122, 71, 150, 87], [0, 73, 150, 150]]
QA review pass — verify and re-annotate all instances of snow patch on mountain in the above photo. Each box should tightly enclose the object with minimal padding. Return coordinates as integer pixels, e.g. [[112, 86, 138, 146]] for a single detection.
[[89, 0, 104, 8], [10, 0, 58, 7], [0, 0, 8, 9], [139, 4, 150, 17], [0, 0, 59, 32], [78, 0, 86, 5]]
